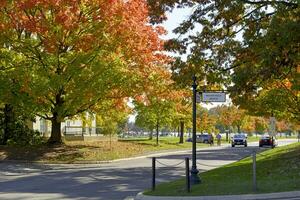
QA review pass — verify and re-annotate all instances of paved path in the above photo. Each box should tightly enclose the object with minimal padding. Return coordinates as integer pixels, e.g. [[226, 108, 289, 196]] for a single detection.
[[0, 139, 297, 200]]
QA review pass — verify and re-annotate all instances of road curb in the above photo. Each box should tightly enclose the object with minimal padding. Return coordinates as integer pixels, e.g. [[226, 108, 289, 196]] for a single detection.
[[135, 191, 300, 200]]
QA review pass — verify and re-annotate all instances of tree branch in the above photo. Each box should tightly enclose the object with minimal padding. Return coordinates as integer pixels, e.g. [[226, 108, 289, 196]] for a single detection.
[[240, 0, 298, 7], [36, 113, 52, 120]]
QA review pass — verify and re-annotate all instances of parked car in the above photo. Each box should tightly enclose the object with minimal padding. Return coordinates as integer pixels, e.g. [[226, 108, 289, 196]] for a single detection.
[[196, 134, 210, 144], [231, 134, 247, 147], [186, 134, 212, 144], [259, 135, 278, 148]]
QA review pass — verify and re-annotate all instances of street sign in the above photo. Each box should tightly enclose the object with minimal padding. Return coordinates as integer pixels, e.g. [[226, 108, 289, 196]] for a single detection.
[[202, 92, 226, 102]]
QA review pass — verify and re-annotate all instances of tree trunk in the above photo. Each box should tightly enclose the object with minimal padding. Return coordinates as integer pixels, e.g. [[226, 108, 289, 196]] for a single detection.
[[48, 116, 62, 145], [228, 128, 231, 143], [2, 104, 14, 145], [156, 121, 159, 146], [179, 121, 184, 144], [226, 127, 229, 141], [48, 92, 64, 145], [237, 125, 241, 133], [149, 129, 153, 140]]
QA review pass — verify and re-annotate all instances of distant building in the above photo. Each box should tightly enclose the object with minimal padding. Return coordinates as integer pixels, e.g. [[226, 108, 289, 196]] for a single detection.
[[33, 113, 97, 137]]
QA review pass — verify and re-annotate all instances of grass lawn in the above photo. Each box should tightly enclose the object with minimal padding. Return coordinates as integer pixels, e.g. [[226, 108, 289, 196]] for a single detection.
[[119, 137, 209, 152], [145, 142, 300, 196], [0, 140, 144, 163], [0, 136, 295, 163], [0, 136, 207, 163]]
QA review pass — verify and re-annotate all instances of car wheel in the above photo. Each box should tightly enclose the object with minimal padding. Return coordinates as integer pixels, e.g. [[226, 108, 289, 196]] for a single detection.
[[244, 143, 247, 147], [259, 145, 262, 147], [231, 144, 235, 147]]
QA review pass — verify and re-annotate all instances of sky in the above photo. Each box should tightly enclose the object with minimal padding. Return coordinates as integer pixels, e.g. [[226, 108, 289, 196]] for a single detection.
[[161, 8, 192, 39]]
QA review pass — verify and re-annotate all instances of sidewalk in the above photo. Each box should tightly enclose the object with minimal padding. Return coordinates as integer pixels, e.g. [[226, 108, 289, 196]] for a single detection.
[[135, 191, 300, 200]]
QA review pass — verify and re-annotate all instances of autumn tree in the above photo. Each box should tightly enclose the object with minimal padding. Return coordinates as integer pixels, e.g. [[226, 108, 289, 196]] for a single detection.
[[95, 98, 130, 149], [0, 42, 38, 144], [230, 107, 246, 134], [254, 117, 268, 135], [134, 68, 177, 145], [134, 98, 175, 145], [197, 106, 217, 134], [0, 0, 168, 144], [171, 91, 192, 143], [148, 0, 299, 122], [0, 48, 14, 144], [212, 105, 236, 140], [135, 108, 157, 140], [241, 115, 255, 135]]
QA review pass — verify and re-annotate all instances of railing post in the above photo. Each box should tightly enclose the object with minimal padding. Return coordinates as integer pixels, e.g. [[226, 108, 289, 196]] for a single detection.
[[252, 151, 257, 192], [152, 157, 156, 191], [185, 157, 190, 192]]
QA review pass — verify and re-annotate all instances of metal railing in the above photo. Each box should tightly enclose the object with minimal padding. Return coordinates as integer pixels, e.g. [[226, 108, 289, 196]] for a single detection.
[[63, 126, 102, 136]]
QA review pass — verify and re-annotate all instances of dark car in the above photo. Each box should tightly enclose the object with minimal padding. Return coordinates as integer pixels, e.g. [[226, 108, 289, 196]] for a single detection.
[[231, 134, 247, 147], [259, 135, 278, 148]]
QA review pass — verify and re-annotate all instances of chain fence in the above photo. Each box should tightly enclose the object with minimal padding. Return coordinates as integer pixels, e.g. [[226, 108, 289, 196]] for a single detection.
[[156, 159, 185, 167], [152, 157, 191, 193]]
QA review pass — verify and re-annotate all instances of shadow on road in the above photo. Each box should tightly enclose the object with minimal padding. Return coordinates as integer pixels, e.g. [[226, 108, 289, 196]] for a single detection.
[[0, 142, 293, 200], [0, 163, 185, 200]]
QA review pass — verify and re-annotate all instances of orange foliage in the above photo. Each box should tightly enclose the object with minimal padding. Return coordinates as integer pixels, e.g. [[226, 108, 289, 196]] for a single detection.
[[1, 0, 168, 67], [0, 0, 171, 101]]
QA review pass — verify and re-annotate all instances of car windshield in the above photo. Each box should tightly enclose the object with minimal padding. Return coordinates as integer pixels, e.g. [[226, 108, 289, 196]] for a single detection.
[[234, 135, 245, 139], [261, 136, 270, 139]]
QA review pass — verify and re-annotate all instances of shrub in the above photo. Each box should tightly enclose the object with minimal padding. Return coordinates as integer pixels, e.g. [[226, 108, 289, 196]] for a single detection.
[[0, 118, 44, 146]]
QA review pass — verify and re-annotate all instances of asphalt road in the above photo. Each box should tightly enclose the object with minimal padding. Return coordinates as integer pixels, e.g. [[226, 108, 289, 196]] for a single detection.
[[0, 139, 297, 200]]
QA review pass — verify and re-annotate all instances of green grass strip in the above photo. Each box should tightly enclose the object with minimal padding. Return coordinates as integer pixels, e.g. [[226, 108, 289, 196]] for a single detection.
[[145, 142, 300, 196]]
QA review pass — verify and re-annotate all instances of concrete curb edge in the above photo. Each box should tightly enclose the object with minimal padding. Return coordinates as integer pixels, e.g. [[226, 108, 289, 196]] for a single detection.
[[135, 191, 300, 200]]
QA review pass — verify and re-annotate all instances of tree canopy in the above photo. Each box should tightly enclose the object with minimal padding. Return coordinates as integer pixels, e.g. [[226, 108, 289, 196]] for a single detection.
[[148, 0, 299, 122], [0, 0, 169, 144]]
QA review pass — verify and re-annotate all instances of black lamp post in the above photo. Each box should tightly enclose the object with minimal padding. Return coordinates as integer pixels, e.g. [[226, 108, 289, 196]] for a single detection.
[[179, 118, 184, 144], [191, 75, 200, 184]]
